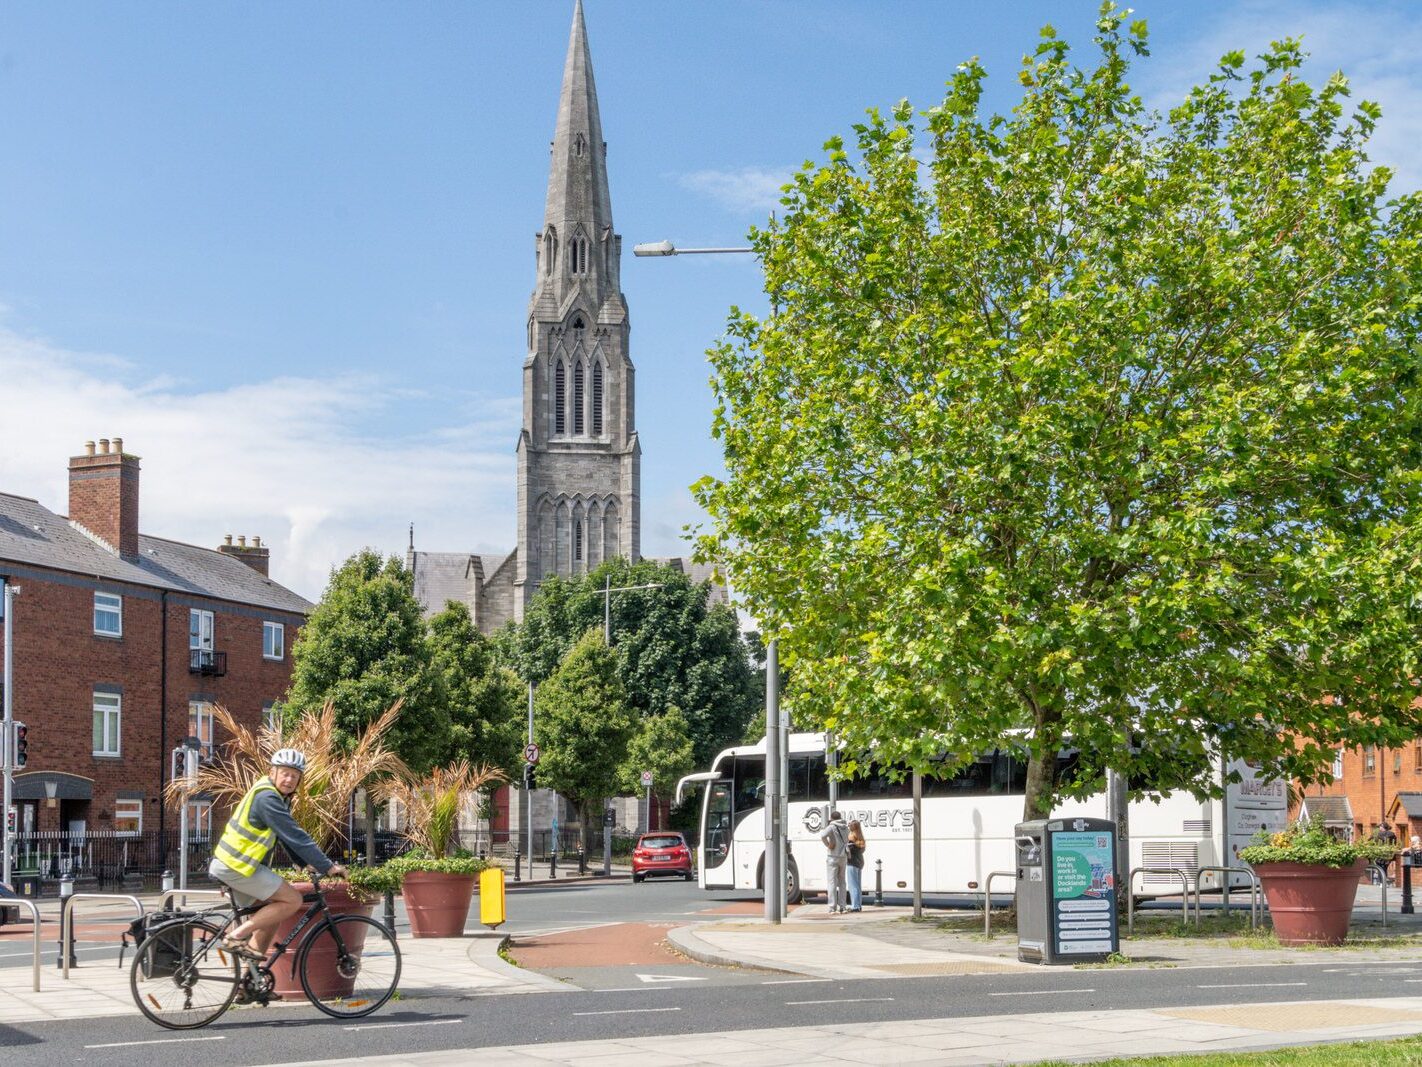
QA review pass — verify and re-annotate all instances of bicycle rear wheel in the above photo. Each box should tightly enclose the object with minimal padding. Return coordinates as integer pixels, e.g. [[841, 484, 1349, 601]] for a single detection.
[[298, 914, 401, 1019], [130, 918, 240, 1030]]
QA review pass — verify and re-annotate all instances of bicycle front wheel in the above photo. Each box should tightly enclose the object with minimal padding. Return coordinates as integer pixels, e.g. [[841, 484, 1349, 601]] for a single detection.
[[298, 914, 401, 1019], [130, 918, 240, 1030]]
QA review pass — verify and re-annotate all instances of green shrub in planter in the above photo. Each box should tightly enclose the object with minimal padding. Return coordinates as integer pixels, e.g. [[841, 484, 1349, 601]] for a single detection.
[[1239, 815, 1396, 868]]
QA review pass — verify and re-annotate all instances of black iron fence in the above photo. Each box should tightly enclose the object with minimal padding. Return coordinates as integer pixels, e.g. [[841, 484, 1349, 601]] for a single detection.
[[8, 825, 644, 896]]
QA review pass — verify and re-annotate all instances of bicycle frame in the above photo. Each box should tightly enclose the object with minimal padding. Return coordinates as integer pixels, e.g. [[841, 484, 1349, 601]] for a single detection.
[[187, 877, 344, 983]]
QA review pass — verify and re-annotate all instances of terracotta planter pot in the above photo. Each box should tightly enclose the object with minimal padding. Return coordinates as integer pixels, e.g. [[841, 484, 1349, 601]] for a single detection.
[[1255, 859, 1365, 946], [402, 869, 477, 938], [271, 881, 375, 1000]]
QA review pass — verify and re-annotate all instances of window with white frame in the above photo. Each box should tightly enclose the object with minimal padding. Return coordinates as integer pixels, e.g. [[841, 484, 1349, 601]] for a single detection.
[[189, 700, 214, 759], [263, 621, 284, 660], [263, 701, 281, 734], [189, 608, 214, 667], [1364, 745, 1377, 776], [94, 592, 122, 637], [186, 799, 213, 840], [114, 797, 143, 835], [93, 691, 121, 756], [1333, 749, 1345, 779]]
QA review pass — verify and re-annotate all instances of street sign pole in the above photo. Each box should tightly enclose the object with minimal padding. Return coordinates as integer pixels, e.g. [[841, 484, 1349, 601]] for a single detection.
[[2, 582, 19, 887], [641, 770, 653, 833], [764, 638, 782, 924]]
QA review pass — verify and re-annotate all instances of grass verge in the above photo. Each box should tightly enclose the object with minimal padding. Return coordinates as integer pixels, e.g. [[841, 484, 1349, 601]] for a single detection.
[[1032, 1034, 1422, 1065]]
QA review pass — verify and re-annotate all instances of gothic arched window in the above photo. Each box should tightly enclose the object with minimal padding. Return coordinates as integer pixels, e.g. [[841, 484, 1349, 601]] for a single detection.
[[592, 361, 604, 435], [554, 361, 567, 435], [573, 362, 585, 434], [574, 519, 583, 561], [570, 236, 589, 275], [543, 227, 557, 276]]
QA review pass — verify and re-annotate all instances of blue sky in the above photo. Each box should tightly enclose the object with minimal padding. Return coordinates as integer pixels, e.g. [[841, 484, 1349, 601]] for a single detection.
[[3, 1, 1420, 598]]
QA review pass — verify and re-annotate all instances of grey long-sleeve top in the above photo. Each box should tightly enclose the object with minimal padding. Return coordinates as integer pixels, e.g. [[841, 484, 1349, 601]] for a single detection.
[[250, 789, 334, 875]]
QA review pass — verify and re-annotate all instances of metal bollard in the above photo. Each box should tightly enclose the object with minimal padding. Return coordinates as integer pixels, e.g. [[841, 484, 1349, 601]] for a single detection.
[[478, 848, 486, 862], [513, 848, 522, 882], [578, 846, 587, 875], [56, 877, 77, 969], [549, 849, 557, 879], [1403, 853, 1415, 916], [383, 890, 397, 939], [160, 869, 175, 899], [874, 859, 884, 907]]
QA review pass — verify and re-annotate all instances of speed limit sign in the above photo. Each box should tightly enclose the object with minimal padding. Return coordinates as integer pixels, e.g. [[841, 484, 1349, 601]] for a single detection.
[[524, 743, 541, 765]]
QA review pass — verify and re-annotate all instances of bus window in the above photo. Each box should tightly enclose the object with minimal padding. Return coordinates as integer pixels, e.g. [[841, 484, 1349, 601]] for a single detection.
[[839, 764, 911, 800], [788, 755, 827, 800], [733, 756, 766, 813], [703, 780, 733, 870]]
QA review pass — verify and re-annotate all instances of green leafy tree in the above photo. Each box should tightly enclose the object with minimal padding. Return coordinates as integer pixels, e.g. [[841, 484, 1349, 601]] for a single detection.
[[427, 600, 525, 777], [287, 549, 452, 856], [534, 629, 637, 848], [618, 704, 696, 805], [696, 6, 1422, 819], [287, 549, 449, 772], [515, 558, 760, 767]]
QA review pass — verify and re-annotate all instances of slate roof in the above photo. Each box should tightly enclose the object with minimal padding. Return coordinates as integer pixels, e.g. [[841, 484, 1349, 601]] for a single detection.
[[0, 491, 311, 615], [1299, 795, 1354, 825], [1393, 793, 1422, 820], [410, 550, 481, 617]]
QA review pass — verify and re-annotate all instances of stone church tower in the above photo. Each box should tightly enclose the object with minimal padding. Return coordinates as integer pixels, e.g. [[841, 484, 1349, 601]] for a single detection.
[[410, 0, 656, 633], [515, 0, 640, 616]]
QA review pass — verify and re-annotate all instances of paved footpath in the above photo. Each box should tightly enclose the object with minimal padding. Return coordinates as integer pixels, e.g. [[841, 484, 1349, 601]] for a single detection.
[[258, 996, 1422, 1066]]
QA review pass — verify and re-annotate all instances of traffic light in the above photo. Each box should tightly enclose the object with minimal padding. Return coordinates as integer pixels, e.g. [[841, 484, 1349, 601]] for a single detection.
[[12, 722, 26, 768], [524, 763, 537, 791]]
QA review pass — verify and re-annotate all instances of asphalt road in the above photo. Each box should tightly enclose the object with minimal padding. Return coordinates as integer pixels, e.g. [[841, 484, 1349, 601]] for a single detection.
[[7, 958, 1422, 1065]]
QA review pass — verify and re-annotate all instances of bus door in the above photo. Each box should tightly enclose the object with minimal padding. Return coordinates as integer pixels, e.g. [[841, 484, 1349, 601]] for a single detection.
[[702, 778, 735, 887]]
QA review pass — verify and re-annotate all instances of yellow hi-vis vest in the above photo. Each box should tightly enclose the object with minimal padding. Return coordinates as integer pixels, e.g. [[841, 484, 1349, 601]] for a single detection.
[[215, 776, 280, 876]]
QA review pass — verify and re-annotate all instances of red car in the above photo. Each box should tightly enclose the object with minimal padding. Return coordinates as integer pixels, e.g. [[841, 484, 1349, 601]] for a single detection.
[[631, 832, 695, 883]]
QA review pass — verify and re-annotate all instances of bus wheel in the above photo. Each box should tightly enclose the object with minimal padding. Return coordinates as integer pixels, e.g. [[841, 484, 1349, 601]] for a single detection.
[[786, 860, 802, 905]]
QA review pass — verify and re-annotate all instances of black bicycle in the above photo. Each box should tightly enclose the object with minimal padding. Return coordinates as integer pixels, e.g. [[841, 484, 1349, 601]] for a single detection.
[[129, 873, 401, 1029]]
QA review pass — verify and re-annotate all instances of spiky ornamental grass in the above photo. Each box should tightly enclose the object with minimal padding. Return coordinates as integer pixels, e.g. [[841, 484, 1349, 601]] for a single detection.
[[380, 759, 506, 860], [165, 699, 408, 850]]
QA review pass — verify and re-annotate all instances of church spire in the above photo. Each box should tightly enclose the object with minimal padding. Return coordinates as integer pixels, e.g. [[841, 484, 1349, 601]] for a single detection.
[[538, 0, 615, 303]]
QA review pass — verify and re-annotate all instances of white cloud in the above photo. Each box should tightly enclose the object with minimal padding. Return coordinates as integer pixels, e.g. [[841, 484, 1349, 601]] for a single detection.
[[0, 323, 519, 600], [1148, 1, 1422, 193], [677, 166, 792, 215]]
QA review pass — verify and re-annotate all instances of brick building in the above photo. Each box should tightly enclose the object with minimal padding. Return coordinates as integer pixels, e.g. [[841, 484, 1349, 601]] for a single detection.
[[1, 438, 310, 843], [1296, 740, 1422, 845]]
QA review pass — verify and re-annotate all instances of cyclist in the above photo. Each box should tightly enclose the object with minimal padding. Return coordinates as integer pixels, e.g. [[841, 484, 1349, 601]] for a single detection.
[[208, 748, 347, 960]]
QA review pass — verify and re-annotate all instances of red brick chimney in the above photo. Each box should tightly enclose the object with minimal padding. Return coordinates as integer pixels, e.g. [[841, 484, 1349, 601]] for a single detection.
[[68, 438, 140, 558], [217, 533, 271, 577]]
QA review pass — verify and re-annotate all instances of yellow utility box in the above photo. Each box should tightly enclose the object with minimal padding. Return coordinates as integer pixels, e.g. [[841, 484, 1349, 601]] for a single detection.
[[479, 866, 506, 929]]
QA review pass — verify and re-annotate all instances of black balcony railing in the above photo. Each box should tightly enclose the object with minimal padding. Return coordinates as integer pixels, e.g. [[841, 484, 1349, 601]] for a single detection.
[[189, 648, 227, 676]]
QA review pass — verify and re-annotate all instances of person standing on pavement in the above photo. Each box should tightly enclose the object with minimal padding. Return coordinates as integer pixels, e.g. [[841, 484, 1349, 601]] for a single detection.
[[820, 810, 849, 913], [846, 819, 866, 912]]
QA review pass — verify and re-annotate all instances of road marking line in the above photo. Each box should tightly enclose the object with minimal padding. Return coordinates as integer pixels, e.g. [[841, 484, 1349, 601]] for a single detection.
[[85, 1037, 226, 1049], [343, 1018, 462, 1031], [593, 986, 677, 993], [786, 997, 894, 1006], [990, 989, 1096, 997], [763, 978, 833, 985], [636, 973, 706, 983], [573, 1007, 683, 1016], [0, 945, 114, 959], [1197, 982, 1307, 989]]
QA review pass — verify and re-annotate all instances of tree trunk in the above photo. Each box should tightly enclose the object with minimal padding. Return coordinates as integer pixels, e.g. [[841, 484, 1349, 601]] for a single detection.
[[1022, 694, 1062, 821]]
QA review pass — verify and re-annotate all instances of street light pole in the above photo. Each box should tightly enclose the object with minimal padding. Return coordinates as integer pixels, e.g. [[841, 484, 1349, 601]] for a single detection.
[[601, 580, 664, 645], [632, 241, 752, 257]]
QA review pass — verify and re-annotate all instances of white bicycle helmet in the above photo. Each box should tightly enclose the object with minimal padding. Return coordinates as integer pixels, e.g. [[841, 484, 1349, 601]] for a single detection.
[[270, 748, 307, 773]]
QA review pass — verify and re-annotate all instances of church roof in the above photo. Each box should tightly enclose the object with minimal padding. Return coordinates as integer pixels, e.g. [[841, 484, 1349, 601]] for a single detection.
[[409, 550, 481, 617]]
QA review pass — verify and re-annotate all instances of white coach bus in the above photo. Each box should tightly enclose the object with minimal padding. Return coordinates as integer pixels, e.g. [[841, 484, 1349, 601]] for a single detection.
[[677, 733, 1287, 902]]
